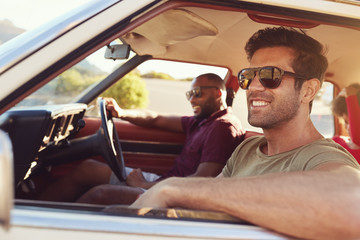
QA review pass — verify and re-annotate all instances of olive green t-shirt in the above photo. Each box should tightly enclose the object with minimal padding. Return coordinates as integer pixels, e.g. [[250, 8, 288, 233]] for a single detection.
[[222, 136, 360, 178]]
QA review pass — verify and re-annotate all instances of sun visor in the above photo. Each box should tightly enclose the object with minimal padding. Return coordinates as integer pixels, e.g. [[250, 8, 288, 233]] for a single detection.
[[124, 8, 218, 55]]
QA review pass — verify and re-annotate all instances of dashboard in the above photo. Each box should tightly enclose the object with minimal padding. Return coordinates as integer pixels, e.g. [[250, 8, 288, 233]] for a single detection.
[[0, 103, 87, 184]]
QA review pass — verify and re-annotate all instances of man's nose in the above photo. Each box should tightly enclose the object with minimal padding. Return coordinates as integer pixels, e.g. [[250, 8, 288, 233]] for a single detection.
[[248, 73, 265, 91], [189, 94, 196, 103]]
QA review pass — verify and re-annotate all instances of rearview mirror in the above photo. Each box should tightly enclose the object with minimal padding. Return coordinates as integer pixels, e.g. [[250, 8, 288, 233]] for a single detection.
[[104, 44, 131, 60]]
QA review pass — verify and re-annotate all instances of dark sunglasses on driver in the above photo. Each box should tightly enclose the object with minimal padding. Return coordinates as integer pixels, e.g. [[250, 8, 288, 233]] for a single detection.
[[238, 66, 307, 90], [185, 86, 219, 101]]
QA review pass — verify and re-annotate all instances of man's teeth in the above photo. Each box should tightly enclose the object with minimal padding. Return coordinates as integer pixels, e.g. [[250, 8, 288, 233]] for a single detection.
[[252, 101, 269, 106], [193, 106, 200, 110]]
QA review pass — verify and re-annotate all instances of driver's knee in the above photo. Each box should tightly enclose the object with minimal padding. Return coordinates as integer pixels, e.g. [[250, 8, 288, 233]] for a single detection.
[[77, 185, 109, 204], [73, 159, 112, 186], [77, 184, 144, 205]]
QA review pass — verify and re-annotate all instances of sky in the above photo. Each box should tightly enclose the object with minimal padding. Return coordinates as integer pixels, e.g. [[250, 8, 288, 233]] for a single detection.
[[0, 0, 91, 30], [0, 0, 227, 78]]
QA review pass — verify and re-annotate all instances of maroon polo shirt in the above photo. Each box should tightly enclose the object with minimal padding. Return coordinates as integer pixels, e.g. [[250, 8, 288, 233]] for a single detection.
[[160, 108, 245, 179]]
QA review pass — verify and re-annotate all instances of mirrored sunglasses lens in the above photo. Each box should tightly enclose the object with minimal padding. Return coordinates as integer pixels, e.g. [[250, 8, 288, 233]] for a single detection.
[[259, 67, 282, 88], [186, 88, 201, 100], [239, 70, 254, 89], [193, 88, 201, 98], [240, 78, 250, 89], [186, 91, 192, 100]]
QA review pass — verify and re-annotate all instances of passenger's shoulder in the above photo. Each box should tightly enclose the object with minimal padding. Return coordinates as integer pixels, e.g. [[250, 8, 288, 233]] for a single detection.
[[305, 138, 344, 150], [300, 138, 360, 169]]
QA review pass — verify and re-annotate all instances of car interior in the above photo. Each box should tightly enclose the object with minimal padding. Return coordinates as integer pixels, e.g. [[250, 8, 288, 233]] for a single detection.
[[1, 0, 360, 225]]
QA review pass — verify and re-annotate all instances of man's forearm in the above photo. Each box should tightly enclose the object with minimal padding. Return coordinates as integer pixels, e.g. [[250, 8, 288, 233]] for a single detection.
[[141, 180, 158, 189], [132, 166, 360, 240], [105, 98, 158, 127], [120, 110, 183, 132], [120, 109, 159, 127]]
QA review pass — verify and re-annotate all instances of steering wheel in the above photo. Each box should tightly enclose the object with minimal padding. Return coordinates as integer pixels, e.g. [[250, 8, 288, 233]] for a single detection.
[[98, 98, 126, 182]]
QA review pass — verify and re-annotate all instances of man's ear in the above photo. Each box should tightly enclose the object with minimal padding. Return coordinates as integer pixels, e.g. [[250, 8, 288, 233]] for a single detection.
[[301, 78, 321, 104]]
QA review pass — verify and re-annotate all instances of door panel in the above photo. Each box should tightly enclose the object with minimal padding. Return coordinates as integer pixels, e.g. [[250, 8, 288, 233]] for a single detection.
[[76, 117, 186, 175]]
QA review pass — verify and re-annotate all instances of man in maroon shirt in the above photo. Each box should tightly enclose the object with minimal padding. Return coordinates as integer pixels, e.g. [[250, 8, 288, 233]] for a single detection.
[[38, 73, 245, 203]]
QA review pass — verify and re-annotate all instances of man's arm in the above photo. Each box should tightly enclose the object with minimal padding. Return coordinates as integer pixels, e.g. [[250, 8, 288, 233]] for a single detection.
[[125, 168, 158, 189], [130, 163, 360, 240], [126, 162, 224, 189], [186, 162, 225, 177], [105, 98, 183, 132]]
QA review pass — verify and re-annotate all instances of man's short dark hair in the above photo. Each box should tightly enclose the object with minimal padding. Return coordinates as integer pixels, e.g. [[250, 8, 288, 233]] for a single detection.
[[198, 73, 225, 90]]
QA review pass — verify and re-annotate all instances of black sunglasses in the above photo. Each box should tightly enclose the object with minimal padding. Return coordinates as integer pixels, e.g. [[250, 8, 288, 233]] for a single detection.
[[185, 86, 219, 100], [238, 66, 307, 90]]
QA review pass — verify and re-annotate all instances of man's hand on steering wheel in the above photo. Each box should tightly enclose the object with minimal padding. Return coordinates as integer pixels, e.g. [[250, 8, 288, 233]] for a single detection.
[[103, 97, 124, 119]]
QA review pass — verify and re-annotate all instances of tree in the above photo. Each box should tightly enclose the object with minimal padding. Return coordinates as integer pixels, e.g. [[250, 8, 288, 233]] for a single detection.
[[101, 71, 148, 109], [51, 68, 104, 97]]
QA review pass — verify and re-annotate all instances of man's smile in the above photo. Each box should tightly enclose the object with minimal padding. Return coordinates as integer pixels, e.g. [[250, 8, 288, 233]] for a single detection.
[[251, 100, 270, 108], [192, 105, 201, 112]]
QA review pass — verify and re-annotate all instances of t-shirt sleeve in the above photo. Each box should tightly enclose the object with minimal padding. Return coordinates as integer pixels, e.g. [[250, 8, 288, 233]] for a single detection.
[[199, 121, 242, 166], [300, 139, 360, 170], [346, 95, 360, 146]]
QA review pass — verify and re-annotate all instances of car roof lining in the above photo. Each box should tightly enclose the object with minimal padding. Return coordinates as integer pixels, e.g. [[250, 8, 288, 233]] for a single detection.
[[124, 8, 218, 47], [120, 2, 360, 89]]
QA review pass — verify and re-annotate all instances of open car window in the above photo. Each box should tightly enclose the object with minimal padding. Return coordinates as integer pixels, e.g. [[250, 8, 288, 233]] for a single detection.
[[311, 82, 335, 138], [91, 58, 229, 116]]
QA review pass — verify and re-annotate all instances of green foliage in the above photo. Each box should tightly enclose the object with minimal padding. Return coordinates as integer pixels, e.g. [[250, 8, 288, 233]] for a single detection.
[[180, 77, 194, 81], [48, 64, 148, 109], [141, 71, 174, 80], [50, 68, 105, 97], [101, 72, 148, 109], [141, 71, 194, 81]]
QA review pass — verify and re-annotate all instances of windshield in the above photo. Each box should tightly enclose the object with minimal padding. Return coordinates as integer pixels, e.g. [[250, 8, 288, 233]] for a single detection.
[[16, 45, 131, 106], [15, 44, 228, 109]]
